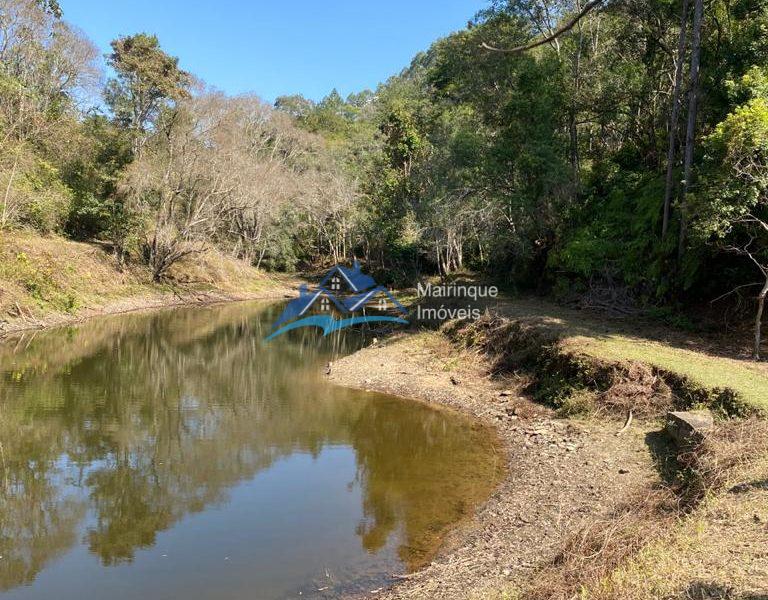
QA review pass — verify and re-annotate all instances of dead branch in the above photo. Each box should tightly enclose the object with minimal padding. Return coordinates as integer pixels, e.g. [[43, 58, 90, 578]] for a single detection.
[[709, 282, 764, 304], [616, 409, 633, 436], [481, 0, 606, 54]]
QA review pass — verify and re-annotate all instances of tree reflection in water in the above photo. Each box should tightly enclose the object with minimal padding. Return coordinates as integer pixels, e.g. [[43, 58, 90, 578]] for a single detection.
[[0, 302, 500, 597]]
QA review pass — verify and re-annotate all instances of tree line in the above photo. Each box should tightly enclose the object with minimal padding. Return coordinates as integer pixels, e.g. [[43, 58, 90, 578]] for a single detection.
[[1, 0, 768, 355], [279, 0, 768, 356], [0, 0, 356, 277]]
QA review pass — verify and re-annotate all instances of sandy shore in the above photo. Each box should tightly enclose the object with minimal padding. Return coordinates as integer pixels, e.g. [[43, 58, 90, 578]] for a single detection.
[[327, 331, 663, 599]]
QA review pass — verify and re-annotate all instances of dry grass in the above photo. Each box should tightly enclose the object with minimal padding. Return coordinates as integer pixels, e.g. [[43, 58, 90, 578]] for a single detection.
[[678, 418, 768, 504], [0, 231, 293, 331], [446, 313, 761, 418], [523, 488, 681, 600], [521, 419, 768, 600], [597, 361, 674, 417], [599, 491, 768, 600], [0, 232, 146, 317]]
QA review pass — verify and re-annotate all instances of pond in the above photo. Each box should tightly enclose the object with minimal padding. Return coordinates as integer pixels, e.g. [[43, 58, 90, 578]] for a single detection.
[[0, 302, 501, 599]]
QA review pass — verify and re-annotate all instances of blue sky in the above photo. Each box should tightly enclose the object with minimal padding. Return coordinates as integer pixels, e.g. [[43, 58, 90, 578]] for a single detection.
[[61, 0, 486, 103]]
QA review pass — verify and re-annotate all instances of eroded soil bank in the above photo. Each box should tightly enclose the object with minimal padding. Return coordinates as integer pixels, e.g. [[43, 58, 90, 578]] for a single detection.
[[328, 331, 663, 599], [0, 232, 298, 337], [0, 284, 294, 337]]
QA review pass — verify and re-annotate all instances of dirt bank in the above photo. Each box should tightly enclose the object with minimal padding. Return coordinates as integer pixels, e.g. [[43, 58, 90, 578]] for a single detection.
[[0, 284, 294, 337], [328, 331, 663, 599], [0, 232, 298, 337]]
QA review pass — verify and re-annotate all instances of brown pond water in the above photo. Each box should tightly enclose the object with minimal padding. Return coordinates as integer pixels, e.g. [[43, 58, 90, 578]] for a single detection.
[[0, 301, 501, 599]]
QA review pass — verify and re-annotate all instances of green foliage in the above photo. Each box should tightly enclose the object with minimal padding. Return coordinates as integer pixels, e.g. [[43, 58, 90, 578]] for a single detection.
[[697, 97, 768, 240], [0, 154, 73, 233], [300, 89, 350, 137], [66, 193, 112, 239], [379, 100, 425, 170], [274, 94, 315, 120], [6, 0, 768, 330], [18, 162, 72, 233], [0, 251, 79, 313], [725, 66, 768, 104], [105, 33, 191, 133], [551, 173, 670, 296], [63, 115, 133, 240], [258, 212, 302, 272]]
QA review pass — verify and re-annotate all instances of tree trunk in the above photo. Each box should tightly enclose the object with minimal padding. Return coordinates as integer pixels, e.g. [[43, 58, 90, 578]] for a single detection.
[[1, 153, 20, 229], [255, 244, 267, 270], [755, 277, 768, 360], [678, 0, 704, 260], [113, 244, 125, 271], [569, 14, 583, 188], [454, 237, 463, 270], [662, 0, 690, 239], [569, 110, 579, 184]]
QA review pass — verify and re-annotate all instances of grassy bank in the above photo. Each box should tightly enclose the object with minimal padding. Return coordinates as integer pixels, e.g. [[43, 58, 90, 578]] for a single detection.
[[568, 334, 768, 414], [322, 285, 768, 598], [439, 307, 768, 599], [446, 297, 768, 416], [0, 232, 295, 335]]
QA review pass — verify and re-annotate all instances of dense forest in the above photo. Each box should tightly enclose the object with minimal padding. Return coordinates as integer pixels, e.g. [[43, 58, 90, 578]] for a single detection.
[[1, 0, 768, 352]]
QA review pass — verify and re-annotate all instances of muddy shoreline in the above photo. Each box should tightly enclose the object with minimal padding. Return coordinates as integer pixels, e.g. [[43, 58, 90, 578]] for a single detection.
[[327, 332, 661, 599]]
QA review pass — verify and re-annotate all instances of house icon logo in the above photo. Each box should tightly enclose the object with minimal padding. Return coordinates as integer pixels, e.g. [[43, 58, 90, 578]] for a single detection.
[[265, 261, 408, 341]]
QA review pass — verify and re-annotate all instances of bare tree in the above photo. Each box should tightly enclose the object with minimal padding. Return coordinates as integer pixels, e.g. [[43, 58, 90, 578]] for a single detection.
[[121, 98, 229, 280], [662, 0, 690, 239], [677, 0, 704, 259], [120, 91, 355, 279], [723, 217, 768, 359]]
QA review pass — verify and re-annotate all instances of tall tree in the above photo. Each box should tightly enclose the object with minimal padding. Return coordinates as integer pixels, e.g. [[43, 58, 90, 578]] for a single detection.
[[678, 0, 704, 259], [105, 33, 190, 153], [662, 0, 690, 239]]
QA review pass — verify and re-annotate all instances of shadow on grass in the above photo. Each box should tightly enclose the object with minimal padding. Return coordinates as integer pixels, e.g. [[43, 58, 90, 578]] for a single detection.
[[683, 580, 768, 599], [645, 429, 682, 487], [729, 478, 768, 494]]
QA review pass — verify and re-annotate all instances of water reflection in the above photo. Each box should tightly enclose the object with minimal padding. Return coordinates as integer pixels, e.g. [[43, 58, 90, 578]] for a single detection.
[[0, 302, 500, 599]]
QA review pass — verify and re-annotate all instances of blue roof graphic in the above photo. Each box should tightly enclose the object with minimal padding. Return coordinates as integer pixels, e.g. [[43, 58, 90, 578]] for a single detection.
[[271, 284, 348, 329], [319, 259, 375, 293], [341, 286, 407, 315], [271, 262, 407, 334]]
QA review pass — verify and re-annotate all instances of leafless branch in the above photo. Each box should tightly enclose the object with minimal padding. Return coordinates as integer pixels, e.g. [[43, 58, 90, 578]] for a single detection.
[[710, 282, 765, 304], [480, 0, 606, 54]]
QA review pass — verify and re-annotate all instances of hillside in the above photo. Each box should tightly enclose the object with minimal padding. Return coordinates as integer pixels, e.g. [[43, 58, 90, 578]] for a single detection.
[[0, 232, 294, 335]]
